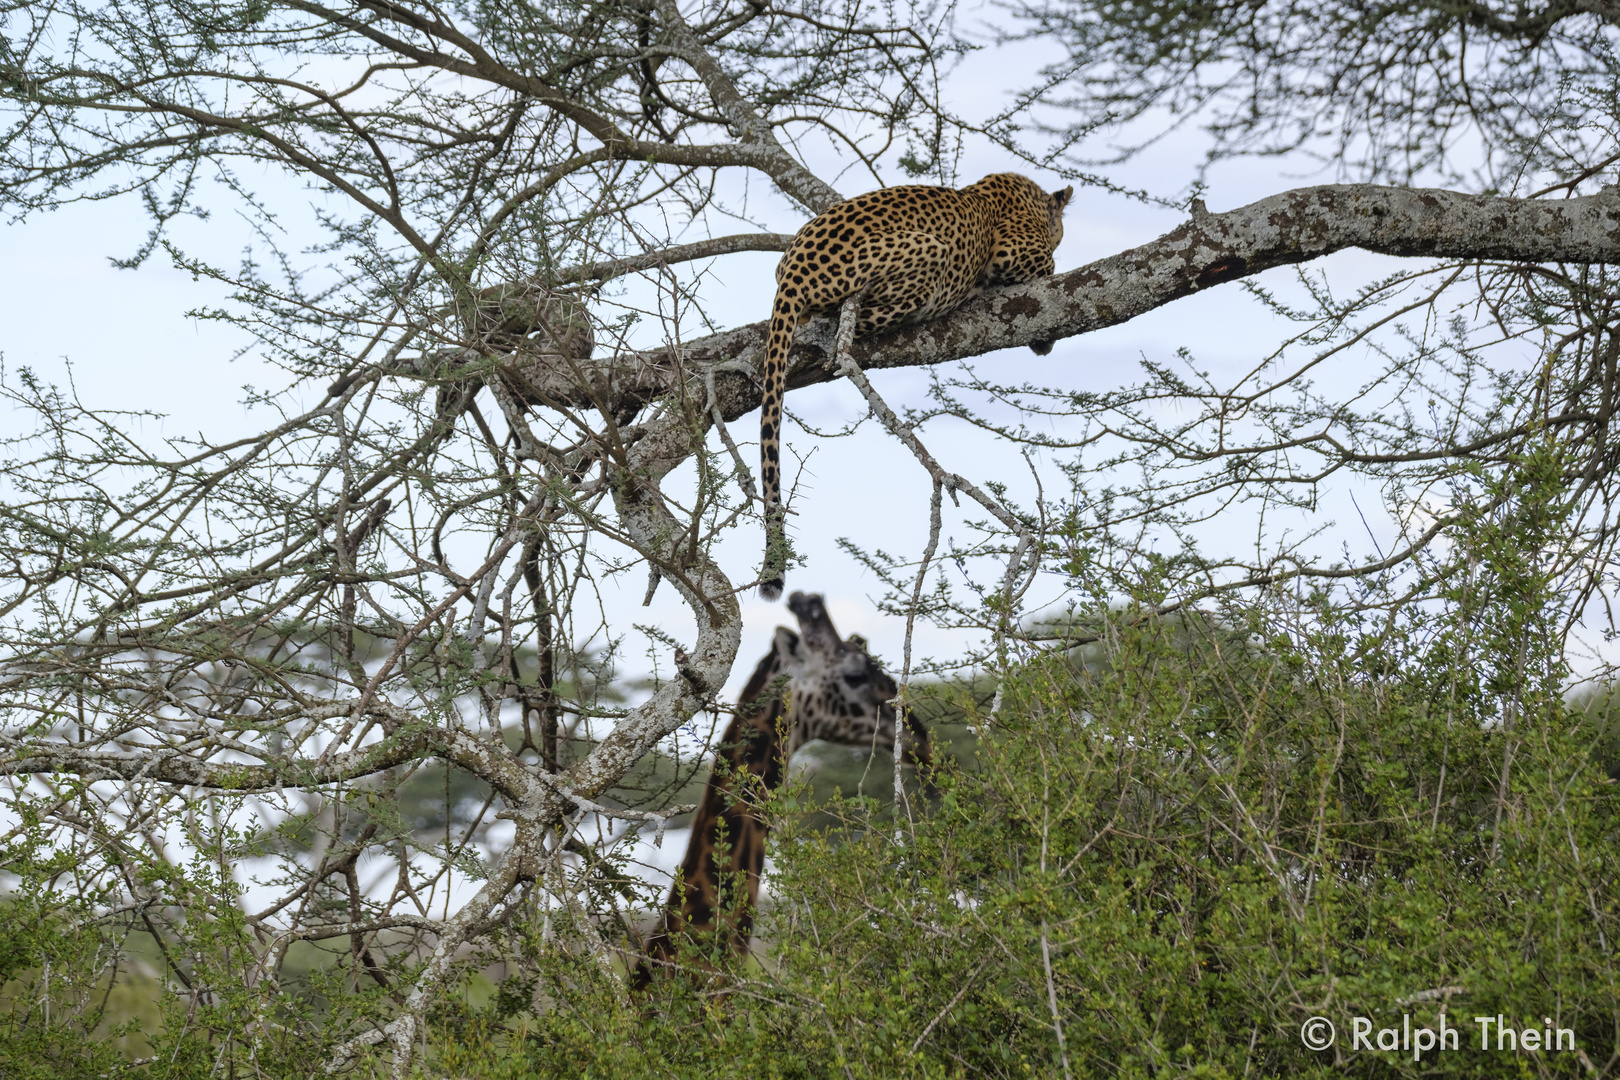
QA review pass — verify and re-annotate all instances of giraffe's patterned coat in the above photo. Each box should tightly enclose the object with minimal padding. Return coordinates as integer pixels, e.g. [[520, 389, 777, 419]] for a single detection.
[[633, 592, 931, 987], [758, 173, 1074, 598]]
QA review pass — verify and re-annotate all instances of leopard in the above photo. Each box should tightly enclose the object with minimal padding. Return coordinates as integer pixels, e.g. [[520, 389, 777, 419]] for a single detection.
[[756, 173, 1074, 599]]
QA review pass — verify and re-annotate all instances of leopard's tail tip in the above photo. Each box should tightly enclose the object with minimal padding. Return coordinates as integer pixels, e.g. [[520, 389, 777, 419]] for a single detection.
[[761, 503, 786, 601]]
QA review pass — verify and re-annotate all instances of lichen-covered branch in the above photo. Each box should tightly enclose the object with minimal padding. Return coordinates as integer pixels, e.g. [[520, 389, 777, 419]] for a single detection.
[[474, 184, 1620, 421]]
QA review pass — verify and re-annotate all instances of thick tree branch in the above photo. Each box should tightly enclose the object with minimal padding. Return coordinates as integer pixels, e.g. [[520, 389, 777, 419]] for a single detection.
[[804, 183, 1620, 383], [488, 184, 1620, 420], [0, 717, 541, 804], [559, 231, 795, 283]]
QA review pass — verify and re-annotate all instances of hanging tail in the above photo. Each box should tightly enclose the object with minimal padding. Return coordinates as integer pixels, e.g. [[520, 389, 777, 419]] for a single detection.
[[761, 506, 786, 601], [759, 284, 805, 600]]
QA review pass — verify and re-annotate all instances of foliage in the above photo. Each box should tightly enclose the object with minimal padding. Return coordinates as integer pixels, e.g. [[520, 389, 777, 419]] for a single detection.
[[997, 0, 1620, 183], [5, 0, 1620, 1071], [0, 830, 345, 1077], [0, 866, 134, 1077], [389, 446, 1618, 1078]]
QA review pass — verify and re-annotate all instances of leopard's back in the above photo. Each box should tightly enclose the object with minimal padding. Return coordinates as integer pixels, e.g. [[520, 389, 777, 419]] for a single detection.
[[758, 173, 1073, 599]]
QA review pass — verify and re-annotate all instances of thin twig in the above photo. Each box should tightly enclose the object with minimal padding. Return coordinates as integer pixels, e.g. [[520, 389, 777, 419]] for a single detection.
[[911, 958, 987, 1054], [833, 308, 1040, 728]]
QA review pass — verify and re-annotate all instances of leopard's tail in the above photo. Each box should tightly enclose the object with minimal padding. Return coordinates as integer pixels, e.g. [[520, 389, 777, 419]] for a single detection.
[[759, 282, 805, 600]]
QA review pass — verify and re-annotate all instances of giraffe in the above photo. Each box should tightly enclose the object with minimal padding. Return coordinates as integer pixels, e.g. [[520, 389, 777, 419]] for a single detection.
[[632, 591, 932, 988]]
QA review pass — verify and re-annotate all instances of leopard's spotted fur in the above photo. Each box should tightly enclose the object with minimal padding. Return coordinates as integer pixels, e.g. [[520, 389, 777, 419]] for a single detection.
[[757, 173, 1074, 599]]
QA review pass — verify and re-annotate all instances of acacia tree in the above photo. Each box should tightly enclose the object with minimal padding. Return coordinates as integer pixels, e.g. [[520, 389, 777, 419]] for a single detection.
[[3, 0, 1620, 1073]]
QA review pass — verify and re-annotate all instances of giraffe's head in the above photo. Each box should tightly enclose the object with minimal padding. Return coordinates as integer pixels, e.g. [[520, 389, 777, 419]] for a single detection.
[[778, 592, 931, 765], [633, 594, 933, 990]]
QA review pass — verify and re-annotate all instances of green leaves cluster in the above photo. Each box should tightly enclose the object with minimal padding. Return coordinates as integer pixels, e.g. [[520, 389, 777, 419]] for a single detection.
[[4, 441, 1616, 1079], [372, 448, 1620, 1079], [0, 830, 341, 1078]]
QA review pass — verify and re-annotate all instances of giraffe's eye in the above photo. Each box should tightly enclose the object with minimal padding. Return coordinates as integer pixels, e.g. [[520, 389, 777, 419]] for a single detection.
[[843, 672, 870, 688]]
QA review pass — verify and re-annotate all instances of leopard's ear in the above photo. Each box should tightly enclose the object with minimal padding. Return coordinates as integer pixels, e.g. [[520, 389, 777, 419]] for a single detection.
[[1052, 184, 1075, 208]]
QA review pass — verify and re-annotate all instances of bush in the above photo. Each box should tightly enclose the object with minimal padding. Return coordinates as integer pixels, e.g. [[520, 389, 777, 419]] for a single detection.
[[484, 451, 1620, 1078], [446, 597, 1616, 1078], [12, 450, 1616, 1078]]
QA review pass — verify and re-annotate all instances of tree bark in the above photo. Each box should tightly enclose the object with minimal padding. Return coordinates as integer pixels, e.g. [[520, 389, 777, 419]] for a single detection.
[[483, 184, 1620, 421]]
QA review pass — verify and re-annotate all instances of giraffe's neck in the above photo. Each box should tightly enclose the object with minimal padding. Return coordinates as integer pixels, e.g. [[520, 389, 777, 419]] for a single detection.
[[636, 647, 789, 984], [633, 597, 934, 988]]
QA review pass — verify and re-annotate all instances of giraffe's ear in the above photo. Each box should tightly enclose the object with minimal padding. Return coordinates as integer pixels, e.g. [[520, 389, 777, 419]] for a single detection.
[[845, 634, 868, 652]]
